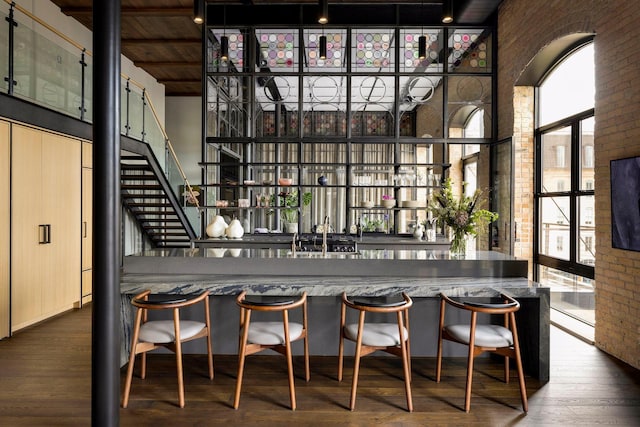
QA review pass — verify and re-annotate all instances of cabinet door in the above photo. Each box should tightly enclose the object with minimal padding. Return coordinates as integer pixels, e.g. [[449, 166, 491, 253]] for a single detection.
[[0, 120, 9, 338], [41, 132, 81, 315], [81, 166, 92, 303], [11, 125, 44, 330]]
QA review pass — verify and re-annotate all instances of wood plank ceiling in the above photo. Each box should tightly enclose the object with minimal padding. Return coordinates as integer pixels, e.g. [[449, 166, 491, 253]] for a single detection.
[[49, 0, 501, 97]]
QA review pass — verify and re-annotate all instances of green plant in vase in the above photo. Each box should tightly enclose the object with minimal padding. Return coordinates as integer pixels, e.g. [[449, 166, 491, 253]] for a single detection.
[[269, 190, 312, 231], [428, 178, 498, 256], [362, 216, 385, 233]]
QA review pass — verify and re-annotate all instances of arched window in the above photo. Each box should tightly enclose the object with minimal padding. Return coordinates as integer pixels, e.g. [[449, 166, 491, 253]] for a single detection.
[[535, 42, 595, 328]]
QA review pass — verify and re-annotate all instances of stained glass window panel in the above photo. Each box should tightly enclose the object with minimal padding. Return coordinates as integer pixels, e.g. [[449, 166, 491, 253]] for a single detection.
[[352, 29, 394, 72], [448, 29, 491, 73], [256, 29, 298, 72], [400, 29, 443, 73], [207, 29, 245, 71], [304, 29, 347, 72]]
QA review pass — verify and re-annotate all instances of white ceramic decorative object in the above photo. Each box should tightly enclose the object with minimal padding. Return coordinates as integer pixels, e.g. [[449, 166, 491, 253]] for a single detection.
[[226, 218, 245, 239], [228, 248, 242, 257], [206, 215, 228, 238], [209, 248, 227, 258], [381, 199, 396, 209], [413, 223, 424, 240]]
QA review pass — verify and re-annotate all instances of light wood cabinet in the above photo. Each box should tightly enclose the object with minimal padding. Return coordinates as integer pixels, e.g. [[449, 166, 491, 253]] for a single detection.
[[81, 142, 92, 305], [0, 120, 9, 339], [11, 124, 81, 331]]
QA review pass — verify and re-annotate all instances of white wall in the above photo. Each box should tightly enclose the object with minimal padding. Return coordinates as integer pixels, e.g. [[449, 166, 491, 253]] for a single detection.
[[165, 97, 203, 185], [17, 1, 166, 125]]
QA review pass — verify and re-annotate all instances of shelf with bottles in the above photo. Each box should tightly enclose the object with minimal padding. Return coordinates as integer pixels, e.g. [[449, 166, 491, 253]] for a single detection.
[[350, 165, 395, 188], [355, 212, 394, 234]]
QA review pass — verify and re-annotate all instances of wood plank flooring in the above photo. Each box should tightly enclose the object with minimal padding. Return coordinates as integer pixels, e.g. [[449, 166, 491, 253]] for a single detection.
[[0, 305, 638, 426]]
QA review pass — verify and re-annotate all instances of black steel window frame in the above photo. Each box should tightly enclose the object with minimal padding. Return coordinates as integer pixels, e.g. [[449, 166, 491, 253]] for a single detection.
[[534, 108, 595, 281]]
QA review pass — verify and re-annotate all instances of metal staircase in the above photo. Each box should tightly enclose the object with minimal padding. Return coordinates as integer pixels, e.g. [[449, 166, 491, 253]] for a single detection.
[[120, 139, 197, 248]]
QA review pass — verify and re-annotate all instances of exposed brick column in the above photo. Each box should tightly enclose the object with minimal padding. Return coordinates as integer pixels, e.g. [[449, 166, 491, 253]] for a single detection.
[[512, 86, 534, 278]]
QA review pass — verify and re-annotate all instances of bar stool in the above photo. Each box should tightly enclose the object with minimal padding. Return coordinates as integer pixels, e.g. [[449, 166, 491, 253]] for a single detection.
[[234, 291, 309, 410], [338, 292, 413, 412], [122, 290, 214, 408], [436, 292, 528, 413]]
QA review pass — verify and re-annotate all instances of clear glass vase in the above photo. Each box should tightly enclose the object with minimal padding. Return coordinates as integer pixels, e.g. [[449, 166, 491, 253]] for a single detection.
[[449, 227, 467, 257]]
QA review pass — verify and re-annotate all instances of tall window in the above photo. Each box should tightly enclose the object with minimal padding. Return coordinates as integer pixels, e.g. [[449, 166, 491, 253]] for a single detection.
[[536, 42, 595, 327]]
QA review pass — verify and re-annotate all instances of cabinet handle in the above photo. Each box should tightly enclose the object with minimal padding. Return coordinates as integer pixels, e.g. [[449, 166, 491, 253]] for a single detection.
[[83, 221, 87, 238], [38, 224, 46, 244], [45, 224, 51, 244]]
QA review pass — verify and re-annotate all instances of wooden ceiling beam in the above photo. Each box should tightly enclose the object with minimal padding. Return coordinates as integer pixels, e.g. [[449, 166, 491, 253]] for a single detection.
[[157, 79, 202, 84], [122, 38, 201, 46], [59, 7, 192, 16], [135, 61, 201, 68]]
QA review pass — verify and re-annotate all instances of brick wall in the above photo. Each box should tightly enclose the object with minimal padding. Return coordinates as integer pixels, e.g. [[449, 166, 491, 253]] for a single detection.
[[498, 0, 640, 369]]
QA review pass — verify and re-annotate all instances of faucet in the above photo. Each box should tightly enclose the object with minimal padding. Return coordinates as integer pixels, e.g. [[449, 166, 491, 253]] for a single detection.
[[291, 232, 298, 256], [322, 215, 329, 256]]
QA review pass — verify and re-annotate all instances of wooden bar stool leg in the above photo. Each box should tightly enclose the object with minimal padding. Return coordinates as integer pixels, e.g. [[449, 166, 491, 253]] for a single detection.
[[435, 298, 446, 383], [205, 297, 214, 380], [234, 309, 251, 410], [174, 310, 185, 408], [303, 302, 310, 382], [122, 308, 143, 408], [338, 301, 346, 382], [337, 333, 345, 381], [464, 313, 478, 413], [349, 312, 366, 411], [511, 313, 528, 413], [404, 309, 412, 383], [283, 310, 296, 410], [398, 311, 413, 412]]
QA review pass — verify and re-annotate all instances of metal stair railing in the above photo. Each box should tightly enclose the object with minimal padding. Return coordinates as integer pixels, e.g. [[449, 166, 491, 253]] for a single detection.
[[1, 0, 201, 239]]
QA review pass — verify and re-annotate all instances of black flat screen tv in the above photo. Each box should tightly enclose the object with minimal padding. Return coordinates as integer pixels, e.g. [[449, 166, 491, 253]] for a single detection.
[[611, 155, 640, 251]]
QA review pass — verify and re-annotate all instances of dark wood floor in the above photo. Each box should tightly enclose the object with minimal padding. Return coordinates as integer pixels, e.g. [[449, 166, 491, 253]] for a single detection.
[[1, 305, 639, 426]]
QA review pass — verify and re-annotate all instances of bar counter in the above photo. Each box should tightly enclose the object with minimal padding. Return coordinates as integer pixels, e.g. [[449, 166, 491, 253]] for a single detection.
[[121, 248, 548, 382], [123, 247, 528, 278]]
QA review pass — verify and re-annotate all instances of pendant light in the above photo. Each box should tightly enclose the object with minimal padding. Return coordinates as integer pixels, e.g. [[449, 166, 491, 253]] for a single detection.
[[418, 35, 427, 60], [442, 0, 454, 24], [193, 0, 204, 24], [220, 36, 229, 61], [318, 0, 329, 25], [319, 35, 327, 60]]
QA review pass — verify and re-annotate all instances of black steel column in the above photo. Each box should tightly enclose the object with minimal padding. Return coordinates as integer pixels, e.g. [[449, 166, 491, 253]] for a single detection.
[[92, 0, 121, 425]]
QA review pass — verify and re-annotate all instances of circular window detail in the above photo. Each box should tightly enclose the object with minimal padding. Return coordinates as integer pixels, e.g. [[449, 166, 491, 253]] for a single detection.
[[310, 76, 340, 102], [405, 76, 436, 104], [358, 76, 387, 103], [264, 76, 292, 102], [455, 76, 484, 102]]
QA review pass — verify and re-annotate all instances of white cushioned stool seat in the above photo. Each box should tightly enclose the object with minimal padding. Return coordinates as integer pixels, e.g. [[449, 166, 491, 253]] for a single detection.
[[248, 321, 304, 345], [344, 323, 408, 347], [444, 324, 514, 348], [139, 320, 206, 344]]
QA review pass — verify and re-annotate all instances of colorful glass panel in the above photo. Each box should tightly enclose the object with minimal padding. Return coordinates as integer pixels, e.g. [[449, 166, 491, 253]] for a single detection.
[[448, 29, 491, 72], [352, 29, 394, 71], [304, 30, 347, 71], [208, 29, 245, 70], [256, 30, 298, 71], [400, 29, 443, 72]]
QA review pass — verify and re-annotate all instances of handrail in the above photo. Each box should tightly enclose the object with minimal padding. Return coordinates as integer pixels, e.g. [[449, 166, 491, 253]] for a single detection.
[[4, 0, 89, 54], [3, 0, 200, 209]]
